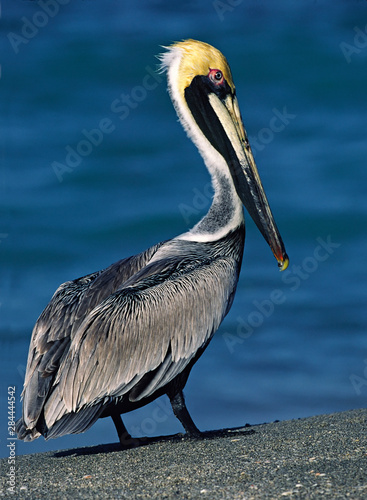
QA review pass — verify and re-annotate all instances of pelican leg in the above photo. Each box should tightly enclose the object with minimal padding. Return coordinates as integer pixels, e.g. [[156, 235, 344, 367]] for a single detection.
[[111, 413, 139, 448], [169, 390, 202, 438]]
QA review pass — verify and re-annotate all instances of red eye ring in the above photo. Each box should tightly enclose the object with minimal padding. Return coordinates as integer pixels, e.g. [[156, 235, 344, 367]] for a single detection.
[[208, 69, 224, 85]]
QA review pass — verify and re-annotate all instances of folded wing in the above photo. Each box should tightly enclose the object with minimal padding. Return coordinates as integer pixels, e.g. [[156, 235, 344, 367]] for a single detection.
[[43, 254, 237, 431]]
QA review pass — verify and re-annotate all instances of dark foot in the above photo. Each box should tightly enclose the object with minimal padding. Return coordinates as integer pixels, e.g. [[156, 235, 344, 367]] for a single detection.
[[169, 390, 202, 438], [111, 413, 141, 448]]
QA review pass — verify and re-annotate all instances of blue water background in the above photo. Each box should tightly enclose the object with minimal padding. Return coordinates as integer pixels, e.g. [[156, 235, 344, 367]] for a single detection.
[[1, 1, 366, 457]]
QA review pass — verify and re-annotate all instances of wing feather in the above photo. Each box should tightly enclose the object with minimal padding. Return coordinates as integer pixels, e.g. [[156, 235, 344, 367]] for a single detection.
[[44, 256, 237, 426], [19, 243, 163, 433]]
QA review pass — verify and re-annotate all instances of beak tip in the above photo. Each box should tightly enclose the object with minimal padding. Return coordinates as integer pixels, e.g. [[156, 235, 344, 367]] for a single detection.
[[278, 253, 289, 272]]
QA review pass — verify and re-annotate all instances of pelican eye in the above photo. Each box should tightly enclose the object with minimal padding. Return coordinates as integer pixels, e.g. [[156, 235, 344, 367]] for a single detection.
[[208, 69, 224, 85]]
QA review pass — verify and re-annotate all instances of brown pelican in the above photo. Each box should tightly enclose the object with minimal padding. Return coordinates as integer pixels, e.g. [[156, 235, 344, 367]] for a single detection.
[[16, 40, 288, 447]]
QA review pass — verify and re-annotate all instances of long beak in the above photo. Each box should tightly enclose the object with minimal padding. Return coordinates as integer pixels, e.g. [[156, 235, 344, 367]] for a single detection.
[[206, 92, 289, 270], [184, 76, 288, 270], [198, 89, 289, 271]]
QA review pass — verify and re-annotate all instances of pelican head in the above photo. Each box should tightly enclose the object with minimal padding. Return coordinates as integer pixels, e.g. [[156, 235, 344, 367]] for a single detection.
[[160, 39, 288, 270]]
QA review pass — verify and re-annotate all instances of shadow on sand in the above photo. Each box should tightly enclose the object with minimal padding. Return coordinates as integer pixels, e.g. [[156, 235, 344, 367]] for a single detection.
[[54, 425, 256, 458]]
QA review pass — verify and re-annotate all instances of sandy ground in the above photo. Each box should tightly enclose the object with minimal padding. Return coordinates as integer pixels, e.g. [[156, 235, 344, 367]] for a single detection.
[[1, 408, 366, 499]]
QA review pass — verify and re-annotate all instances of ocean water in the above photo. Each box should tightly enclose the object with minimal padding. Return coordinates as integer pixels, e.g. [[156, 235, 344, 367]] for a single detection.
[[1, 1, 366, 457]]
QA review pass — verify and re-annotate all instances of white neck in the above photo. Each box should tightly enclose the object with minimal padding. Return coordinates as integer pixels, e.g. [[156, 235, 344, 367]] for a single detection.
[[163, 46, 244, 243], [177, 166, 244, 243]]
